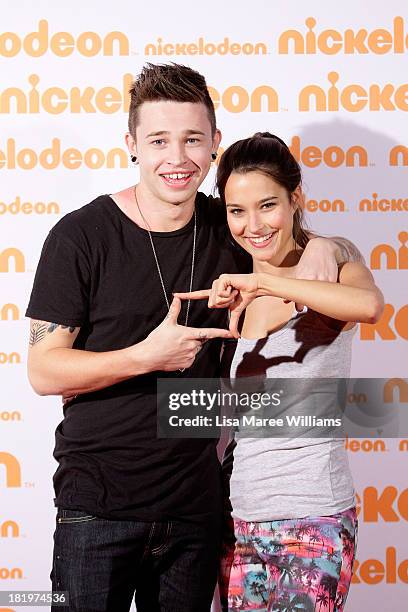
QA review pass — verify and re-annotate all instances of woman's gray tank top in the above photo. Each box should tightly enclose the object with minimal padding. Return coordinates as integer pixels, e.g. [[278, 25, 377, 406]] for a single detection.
[[223, 306, 356, 521]]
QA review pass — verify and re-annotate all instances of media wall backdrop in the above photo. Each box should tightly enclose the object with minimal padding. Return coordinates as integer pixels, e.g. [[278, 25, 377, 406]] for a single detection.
[[1, 1, 407, 610]]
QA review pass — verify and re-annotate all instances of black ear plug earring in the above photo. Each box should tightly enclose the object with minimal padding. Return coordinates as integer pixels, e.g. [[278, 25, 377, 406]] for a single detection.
[[211, 152, 217, 161], [130, 155, 137, 163]]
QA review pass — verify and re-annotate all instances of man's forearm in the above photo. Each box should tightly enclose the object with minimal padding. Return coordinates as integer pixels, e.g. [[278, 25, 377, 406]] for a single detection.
[[28, 343, 152, 397], [307, 232, 365, 264]]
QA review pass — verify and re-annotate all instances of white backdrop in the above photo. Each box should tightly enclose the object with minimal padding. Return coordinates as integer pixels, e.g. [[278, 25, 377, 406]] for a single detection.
[[1, 1, 407, 610]]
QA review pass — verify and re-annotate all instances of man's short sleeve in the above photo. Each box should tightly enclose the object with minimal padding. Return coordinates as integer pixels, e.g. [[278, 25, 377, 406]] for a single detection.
[[25, 230, 91, 327]]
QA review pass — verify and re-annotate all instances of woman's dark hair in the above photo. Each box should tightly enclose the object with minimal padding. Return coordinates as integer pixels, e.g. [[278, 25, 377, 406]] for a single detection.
[[216, 132, 309, 249]]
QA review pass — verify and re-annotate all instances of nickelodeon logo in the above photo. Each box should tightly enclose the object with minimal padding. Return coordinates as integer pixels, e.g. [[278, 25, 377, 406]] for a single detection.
[[0, 520, 19, 538], [370, 232, 408, 269], [0, 197, 60, 215], [384, 378, 408, 403], [0, 411, 22, 422], [290, 136, 367, 167], [1, 304, 19, 320], [1, 74, 280, 116], [278, 16, 408, 55], [303, 198, 346, 213], [390, 145, 408, 166], [145, 37, 267, 56], [0, 452, 21, 487], [360, 304, 408, 340], [299, 71, 408, 112], [217, 137, 368, 169], [0, 249, 25, 272], [0, 353, 21, 365], [0, 19, 129, 57], [208, 84, 278, 113], [356, 486, 408, 522], [345, 436, 387, 453], [0, 73, 133, 115], [352, 548, 408, 585], [0, 139, 128, 170], [0, 568, 23, 580], [360, 193, 408, 211]]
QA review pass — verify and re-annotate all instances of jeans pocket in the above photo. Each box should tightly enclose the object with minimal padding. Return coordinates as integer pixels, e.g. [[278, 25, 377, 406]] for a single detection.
[[57, 508, 97, 524]]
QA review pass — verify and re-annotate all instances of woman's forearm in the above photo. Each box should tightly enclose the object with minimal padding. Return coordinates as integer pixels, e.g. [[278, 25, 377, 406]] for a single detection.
[[256, 273, 383, 323]]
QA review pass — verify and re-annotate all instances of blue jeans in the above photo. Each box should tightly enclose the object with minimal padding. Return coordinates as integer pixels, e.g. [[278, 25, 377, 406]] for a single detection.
[[51, 508, 221, 612]]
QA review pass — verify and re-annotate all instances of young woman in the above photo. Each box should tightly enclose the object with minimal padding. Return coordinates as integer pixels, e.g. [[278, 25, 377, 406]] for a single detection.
[[176, 133, 384, 612]]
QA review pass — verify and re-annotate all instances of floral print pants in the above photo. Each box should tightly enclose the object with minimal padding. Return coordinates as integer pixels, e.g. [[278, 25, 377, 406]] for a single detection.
[[220, 507, 358, 612]]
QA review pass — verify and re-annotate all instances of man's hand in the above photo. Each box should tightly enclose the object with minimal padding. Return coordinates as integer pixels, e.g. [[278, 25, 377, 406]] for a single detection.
[[291, 238, 339, 311], [140, 297, 233, 371], [175, 273, 259, 339]]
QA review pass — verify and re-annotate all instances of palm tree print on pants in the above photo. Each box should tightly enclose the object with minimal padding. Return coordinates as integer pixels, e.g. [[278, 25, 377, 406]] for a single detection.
[[221, 508, 357, 612]]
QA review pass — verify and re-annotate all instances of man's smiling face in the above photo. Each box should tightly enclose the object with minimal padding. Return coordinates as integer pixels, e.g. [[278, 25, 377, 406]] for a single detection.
[[132, 100, 221, 206]]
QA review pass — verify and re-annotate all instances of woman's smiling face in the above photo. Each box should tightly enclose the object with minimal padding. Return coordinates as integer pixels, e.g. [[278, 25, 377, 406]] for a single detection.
[[225, 170, 298, 264]]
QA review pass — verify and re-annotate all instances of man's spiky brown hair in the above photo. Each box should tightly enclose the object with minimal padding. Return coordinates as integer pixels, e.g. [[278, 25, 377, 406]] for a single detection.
[[128, 63, 217, 136]]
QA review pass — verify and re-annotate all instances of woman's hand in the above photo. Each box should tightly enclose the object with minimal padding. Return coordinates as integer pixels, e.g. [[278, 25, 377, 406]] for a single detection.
[[174, 273, 260, 338]]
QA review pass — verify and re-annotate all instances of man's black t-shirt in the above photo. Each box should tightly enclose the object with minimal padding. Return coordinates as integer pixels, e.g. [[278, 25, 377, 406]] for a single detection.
[[26, 193, 250, 522]]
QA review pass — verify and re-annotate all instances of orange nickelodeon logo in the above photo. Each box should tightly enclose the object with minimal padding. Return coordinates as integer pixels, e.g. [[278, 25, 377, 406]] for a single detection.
[[0, 73, 134, 115], [0, 353, 21, 365], [208, 85, 278, 114], [384, 378, 408, 403], [360, 193, 408, 211], [0, 139, 128, 171], [400, 440, 408, 451], [278, 17, 407, 55], [0, 249, 25, 273], [0, 411, 21, 422], [356, 486, 408, 522], [289, 136, 368, 168], [303, 198, 346, 213], [0, 19, 130, 58], [0, 304, 19, 320], [0, 568, 23, 580], [0, 197, 60, 216], [0, 520, 19, 538], [145, 37, 267, 56], [359, 303, 408, 340], [390, 145, 408, 166], [352, 548, 408, 585], [0, 452, 21, 487], [344, 436, 386, 453], [298, 71, 408, 112], [0, 75, 279, 117], [370, 231, 408, 269]]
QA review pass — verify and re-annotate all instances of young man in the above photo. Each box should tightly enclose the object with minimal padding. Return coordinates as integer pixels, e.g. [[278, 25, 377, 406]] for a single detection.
[[26, 63, 356, 612]]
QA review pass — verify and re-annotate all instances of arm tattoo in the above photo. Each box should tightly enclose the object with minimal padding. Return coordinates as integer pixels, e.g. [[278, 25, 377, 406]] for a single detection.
[[330, 236, 365, 264], [29, 321, 77, 347]]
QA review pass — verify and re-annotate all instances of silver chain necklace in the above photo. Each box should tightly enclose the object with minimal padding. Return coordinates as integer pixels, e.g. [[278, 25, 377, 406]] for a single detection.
[[134, 186, 196, 327]]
